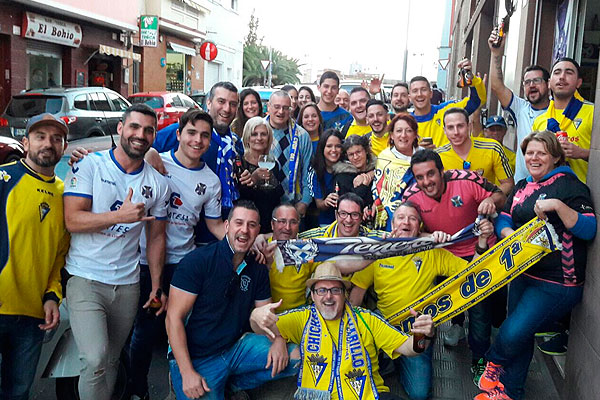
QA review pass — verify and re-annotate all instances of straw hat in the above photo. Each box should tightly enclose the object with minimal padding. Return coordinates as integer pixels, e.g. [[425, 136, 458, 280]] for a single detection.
[[305, 262, 352, 290]]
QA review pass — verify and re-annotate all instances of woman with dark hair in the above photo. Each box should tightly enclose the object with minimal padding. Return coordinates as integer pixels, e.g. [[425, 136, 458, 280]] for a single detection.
[[372, 113, 419, 230], [296, 86, 317, 119], [333, 134, 376, 210], [309, 129, 344, 226], [231, 88, 263, 135], [298, 102, 324, 155], [281, 85, 299, 118], [474, 130, 596, 400], [236, 116, 284, 233]]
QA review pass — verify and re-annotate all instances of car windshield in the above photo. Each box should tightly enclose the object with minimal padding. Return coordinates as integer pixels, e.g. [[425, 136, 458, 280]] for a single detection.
[[129, 96, 164, 108], [5, 96, 64, 117]]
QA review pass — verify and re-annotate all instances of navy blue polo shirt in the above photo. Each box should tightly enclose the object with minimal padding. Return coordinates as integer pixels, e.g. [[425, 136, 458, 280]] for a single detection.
[[170, 238, 270, 359]]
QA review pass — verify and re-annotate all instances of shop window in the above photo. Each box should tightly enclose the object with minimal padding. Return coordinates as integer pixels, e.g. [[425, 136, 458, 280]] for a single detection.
[[166, 52, 185, 92], [89, 92, 112, 111], [74, 94, 89, 110], [28, 54, 61, 89]]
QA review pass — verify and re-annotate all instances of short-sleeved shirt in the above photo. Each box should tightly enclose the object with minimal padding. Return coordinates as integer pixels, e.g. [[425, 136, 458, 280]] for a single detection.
[[436, 137, 514, 184], [503, 94, 547, 182], [321, 106, 352, 131], [276, 306, 408, 396], [64, 149, 170, 285], [170, 239, 271, 358], [140, 150, 221, 265], [309, 169, 335, 225], [351, 250, 467, 319], [402, 170, 501, 257], [342, 119, 372, 138], [366, 131, 389, 157]]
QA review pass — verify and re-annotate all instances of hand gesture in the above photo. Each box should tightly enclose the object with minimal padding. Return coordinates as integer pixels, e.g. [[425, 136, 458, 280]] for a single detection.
[[251, 299, 282, 339], [39, 300, 60, 330], [266, 336, 289, 377], [488, 27, 506, 53], [368, 74, 385, 95], [117, 188, 155, 223], [182, 370, 211, 399]]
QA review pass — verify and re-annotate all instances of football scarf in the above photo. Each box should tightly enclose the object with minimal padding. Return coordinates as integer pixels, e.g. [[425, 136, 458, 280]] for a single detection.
[[296, 303, 378, 400], [212, 127, 239, 209], [545, 90, 585, 133]]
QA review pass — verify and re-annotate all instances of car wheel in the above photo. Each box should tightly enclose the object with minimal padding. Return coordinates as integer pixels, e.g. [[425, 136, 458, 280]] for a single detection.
[[55, 352, 130, 400], [3, 154, 22, 163]]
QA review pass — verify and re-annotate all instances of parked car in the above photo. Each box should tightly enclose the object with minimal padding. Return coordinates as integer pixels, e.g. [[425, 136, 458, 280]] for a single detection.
[[128, 91, 199, 131], [190, 91, 207, 111], [0, 136, 25, 164], [0, 87, 131, 141]]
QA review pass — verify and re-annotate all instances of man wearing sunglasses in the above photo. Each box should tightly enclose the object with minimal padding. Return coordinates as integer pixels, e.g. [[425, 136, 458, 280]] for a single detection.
[[437, 108, 515, 196], [488, 28, 550, 182], [166, 200, 298, 400], [251, 262, 435, 400]]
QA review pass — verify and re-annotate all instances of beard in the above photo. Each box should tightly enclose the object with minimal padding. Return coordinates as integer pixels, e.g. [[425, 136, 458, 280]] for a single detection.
[[393, 104, 409, 113], [28, 147, 60, 168], [120, 135, 150, 160], [320, 308, 338, 320]]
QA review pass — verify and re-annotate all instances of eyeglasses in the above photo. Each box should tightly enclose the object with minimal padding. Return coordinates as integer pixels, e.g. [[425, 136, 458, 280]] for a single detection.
[[337, 210, 361, 220], [270, 105, 292, 112], [312, 287, 344, 296], [523, 77, 545, 87], [463, 160, 471, 170], [272, 217, 299, 226]]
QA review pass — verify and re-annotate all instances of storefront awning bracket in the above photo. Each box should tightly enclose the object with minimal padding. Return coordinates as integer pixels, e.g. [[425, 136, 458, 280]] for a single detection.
[[84, 50, 99, 66]]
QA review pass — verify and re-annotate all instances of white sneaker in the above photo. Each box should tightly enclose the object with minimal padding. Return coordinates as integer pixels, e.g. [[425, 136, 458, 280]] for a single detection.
[[443, 323, 466, 346]]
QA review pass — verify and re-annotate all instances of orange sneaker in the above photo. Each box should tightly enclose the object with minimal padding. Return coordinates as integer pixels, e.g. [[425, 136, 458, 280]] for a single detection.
[[474, 387, 514, 400], [478, 361, 505, 392]]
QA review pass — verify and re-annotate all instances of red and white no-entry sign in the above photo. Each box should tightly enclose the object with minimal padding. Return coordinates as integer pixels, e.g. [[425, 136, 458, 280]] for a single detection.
[[199, 41, 218, 61]]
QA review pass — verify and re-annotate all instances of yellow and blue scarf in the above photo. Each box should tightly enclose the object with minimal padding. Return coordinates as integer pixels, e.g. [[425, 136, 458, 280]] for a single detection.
[[296, 303, 378, 400], [545, 90, 585, 133]]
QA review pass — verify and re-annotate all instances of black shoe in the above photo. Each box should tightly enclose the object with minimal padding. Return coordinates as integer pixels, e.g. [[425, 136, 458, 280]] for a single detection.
[[538, 332, 568, 356]]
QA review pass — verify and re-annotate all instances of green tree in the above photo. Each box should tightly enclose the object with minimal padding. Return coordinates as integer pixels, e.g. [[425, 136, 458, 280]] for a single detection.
[[243, 13, 301, 86]]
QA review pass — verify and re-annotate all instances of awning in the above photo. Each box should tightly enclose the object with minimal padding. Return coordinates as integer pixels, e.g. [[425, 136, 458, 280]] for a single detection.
[[168, 42, 196, 56], [99, 44, 141, 62]]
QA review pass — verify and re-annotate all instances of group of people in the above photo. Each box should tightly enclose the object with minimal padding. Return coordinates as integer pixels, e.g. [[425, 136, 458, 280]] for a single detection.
[[0, 26, 596, 400]]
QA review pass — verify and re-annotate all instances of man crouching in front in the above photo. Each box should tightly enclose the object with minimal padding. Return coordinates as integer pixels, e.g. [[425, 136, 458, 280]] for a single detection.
[[166, 200, 299, 399]]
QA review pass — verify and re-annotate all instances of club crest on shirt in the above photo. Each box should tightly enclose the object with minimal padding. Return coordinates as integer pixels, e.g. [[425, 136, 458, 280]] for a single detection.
[[169, 192, 183, 209], [307, 354, 328, 386], [141, 185, 153, 199], [345, 368, 367, 399], [574, 118, 582, 130], [195, 182, 206, 196], [0, 171, 11, 182], [39, 202, 50, 222], [451, 195, 463, 207], [413, 256, 423, 273], [435, 118, 441, 126], [240, 275, 251, 291]]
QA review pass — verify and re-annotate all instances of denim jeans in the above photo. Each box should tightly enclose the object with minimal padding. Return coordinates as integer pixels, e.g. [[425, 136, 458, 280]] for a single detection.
[[486, 275, 583, 400], [67, 276, 139, 400], [393, 343, 432, 400], [128, 263, 176, 397], [0, 315, 44, 400], [169, 333, 299, 400]]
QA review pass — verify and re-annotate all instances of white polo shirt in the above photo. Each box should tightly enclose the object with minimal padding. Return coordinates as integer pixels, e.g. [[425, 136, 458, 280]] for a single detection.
[[63, 149, 170, 285]]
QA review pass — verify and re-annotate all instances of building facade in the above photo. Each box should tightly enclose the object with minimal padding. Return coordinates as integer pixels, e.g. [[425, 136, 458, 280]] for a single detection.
[[446, 1, 600, 399]]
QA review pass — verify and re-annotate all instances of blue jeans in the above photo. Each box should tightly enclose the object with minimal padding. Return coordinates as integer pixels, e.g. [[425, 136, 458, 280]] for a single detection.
[[128, 263, 177, 397], [486, 275, 583, 400], [169, 333, 299, 400], [0, 315, 44, 400], [393, 343, 432, 400]]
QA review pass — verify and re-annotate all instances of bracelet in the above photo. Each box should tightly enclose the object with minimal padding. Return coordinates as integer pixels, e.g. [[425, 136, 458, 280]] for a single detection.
[[475, 243, 489, 254]]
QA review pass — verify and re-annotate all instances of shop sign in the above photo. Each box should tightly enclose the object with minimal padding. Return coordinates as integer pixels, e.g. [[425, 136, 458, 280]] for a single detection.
[[22, 12, 82, 47], [140, 15, 159, 47]]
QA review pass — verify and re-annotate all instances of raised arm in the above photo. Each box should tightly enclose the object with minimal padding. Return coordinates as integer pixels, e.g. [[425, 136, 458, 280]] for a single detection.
[[488, 28, 513, 108]]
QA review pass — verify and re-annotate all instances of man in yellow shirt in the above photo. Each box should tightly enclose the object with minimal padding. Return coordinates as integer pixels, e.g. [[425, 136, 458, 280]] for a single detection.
[[341, 87, 373, 138], [342, 202, 493, 400], [436, 108, 514, 195], [365, 99, 390, 157], [0, 113, 70, 399], [250, 262, 434, 400], [410, 58, 487, 147], [531, 57, 593, 183]]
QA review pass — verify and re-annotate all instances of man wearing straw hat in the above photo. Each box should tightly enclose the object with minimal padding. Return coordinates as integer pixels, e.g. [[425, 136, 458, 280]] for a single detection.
[[251, 262, 434, 400]]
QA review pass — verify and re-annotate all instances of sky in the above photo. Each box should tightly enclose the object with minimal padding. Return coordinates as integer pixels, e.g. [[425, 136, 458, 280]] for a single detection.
[[239, 0, 449, 83]]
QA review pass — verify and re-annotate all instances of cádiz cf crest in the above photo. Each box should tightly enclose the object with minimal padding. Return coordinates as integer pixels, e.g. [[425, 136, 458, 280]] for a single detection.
[[307, 354, 328, 386], [39, 202, 50, 222], [345, 368, 367, 399]]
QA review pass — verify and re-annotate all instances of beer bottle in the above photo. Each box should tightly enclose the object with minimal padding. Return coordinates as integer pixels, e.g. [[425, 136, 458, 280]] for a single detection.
[[412, 312, 427, 353], [147, 288, 162, 315]]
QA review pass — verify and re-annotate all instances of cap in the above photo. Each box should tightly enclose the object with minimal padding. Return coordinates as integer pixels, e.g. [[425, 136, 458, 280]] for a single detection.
[[305, 262, 352, 290], [26, 113, 69, 138], [485, 115, 507, 129]]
